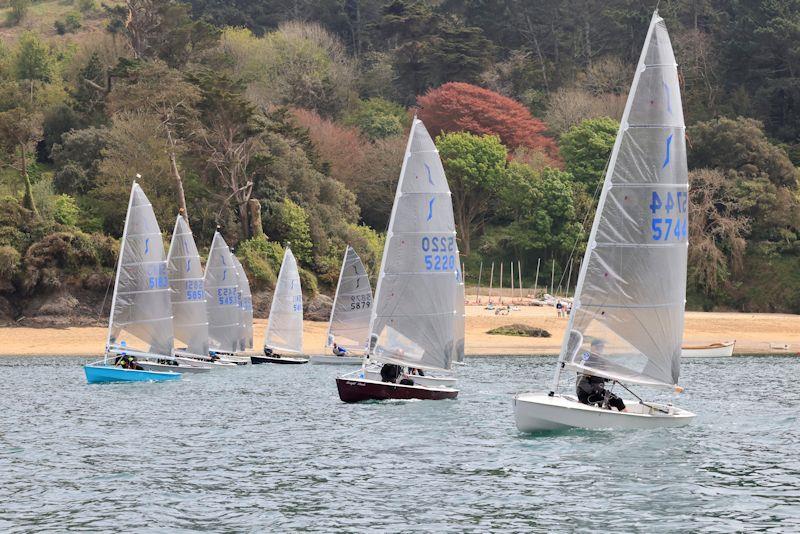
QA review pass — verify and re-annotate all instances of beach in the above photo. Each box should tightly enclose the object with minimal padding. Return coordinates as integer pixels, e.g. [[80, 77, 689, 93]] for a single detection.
[[1, 305, 798, 357]]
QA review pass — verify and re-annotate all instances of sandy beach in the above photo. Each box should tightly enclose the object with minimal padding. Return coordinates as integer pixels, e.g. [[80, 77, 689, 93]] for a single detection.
[[1, 305, 799, 357]]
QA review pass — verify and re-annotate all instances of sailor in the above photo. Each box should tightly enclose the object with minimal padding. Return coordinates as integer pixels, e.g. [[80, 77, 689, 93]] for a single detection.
[[332, 343, 348, 357], [380, 363, 402, 383], [575, 339, 626, 412]]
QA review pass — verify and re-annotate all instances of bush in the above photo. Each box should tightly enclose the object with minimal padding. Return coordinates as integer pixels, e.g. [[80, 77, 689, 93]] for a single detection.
[[0, 246, 21, 281], [264, 198, 312, 263], [487, 324, 551, 337], [53, 195, 80, 226], [77, 0, 95, 12], [343, 98, 407, 140], [298, 266, 318, 296], [6, 0, 30, 26], [237, 235, 283, 290]]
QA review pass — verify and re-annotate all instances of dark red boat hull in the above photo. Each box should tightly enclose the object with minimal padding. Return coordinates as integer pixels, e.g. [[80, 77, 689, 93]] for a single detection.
[[336, 377, 459, 402]]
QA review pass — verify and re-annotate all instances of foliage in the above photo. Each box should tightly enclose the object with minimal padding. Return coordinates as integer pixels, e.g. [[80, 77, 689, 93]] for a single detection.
[[436, 131, 507, 255], [55, 13, 83, 35], [544, 88, 626, 136], [53, 195, 81, 227], [298, 266, 318, 296], [237, 234, 283, 289], [487, 324, 550, 337], [418, 82, 559, 160], [14, 32, 54, 87], [264, 198, 313, 263], [343, 98, 407, 140], [0, 246, 22, 283], [51, 127, 108, 194], [559, 117, 618, 192], [6, 0, 30, 26]]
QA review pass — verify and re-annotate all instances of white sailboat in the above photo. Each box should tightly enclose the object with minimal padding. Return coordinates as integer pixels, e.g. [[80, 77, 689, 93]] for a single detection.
[[336, 118, 460, 401], [85, 181, 183, 383], [252, 246, 307, 364], [513, 11, 696, 430], [204, 230, 243, 365], [311, 246, 373, 365], [233, 255, 254, 353]]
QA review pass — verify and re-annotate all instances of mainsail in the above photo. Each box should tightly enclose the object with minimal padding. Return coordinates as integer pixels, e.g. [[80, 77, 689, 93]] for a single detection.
[[369, 118, 458, 371], [264, 247, 303, 354], [166, 215, 209, 356], [106, 182, 173, 356], [558, 11, 687, 388], [204, 231, 241, 352], [325, 246, 373, 353], [233, 255, 254, 350]]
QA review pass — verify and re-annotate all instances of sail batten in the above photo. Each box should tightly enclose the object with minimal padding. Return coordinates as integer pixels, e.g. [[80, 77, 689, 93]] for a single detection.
[[265, 248, 303, 354], [368, 118, 458, 371], [556, 11, 687, 389]]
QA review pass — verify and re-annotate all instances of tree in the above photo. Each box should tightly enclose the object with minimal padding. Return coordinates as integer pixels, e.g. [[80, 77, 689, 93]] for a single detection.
[[343, 97, 407, 140], [108, 60, 201, 220], [7, 0, 30, 26], [559, 117, 618, 192], [264, 198, 312, 263], [51, 127, 108, 195], [14, 33, 54, 105], [544, 88, 626, 136], [436, 131, 508, 255], [0, 106, 42, 214], [418, 82, 559, 161]]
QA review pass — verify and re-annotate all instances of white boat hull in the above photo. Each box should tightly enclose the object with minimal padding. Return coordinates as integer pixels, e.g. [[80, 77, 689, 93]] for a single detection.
[[138, 361, 211, 374], [174, 356, 236, 369], [513, 393, 695, 431], [364, 367, 457, 388], [309, 355, 364, 365], [681, 341, 735, 358]]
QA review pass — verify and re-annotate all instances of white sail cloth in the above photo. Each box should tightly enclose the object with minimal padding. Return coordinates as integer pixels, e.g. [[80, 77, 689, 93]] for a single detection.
[[562, 12, 687, 388], [166, 215, 209, 356], [204, 231, 241, 352], [326, 246, 373, 353], [233, 256, 254, 350], [107, 182, 173, 356], [454, 253, 466, 364], [369, 118, 458, 371], [265, 247, 303, 354]]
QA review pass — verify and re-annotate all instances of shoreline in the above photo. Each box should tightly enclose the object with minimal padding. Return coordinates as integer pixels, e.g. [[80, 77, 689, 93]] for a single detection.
[[1, 306, 799, 357]]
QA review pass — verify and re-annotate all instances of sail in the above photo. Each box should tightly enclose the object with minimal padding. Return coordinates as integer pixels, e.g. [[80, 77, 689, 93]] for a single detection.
[[559, 11, 687, 388], [264, 247, 303, 354], [369, 118, 458, 371], [106, 182, 173, 355], [166, 215, 209, 356], [204, 231, 241, 352], [233, 256, 254, 350], [325, 246, 373, 353], [454, 252, 466, 363]]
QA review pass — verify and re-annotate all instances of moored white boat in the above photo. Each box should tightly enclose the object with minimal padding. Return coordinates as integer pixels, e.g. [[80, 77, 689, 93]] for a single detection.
[[681, 340, 735, 358], [513, 11, 695, 431], [310, 354, 363, 365]]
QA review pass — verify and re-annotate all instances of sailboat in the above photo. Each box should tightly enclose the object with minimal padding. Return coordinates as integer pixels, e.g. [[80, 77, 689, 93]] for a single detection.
[[233, 255, 254, 353], [84, 181, 183, 383], [513, 11, 696, 430], [336, 118, 460, 402], [310, 245, 372, 365], [204, 230, 243, 366], [252, 246, 308, 364]]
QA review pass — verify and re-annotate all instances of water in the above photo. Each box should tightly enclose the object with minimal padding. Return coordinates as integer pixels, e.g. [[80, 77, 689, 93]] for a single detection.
[[1, 356, 799, 532]]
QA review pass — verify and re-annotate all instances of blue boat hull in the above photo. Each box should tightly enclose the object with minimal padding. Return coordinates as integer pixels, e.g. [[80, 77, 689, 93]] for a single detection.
[[84, 364, 181, 384]]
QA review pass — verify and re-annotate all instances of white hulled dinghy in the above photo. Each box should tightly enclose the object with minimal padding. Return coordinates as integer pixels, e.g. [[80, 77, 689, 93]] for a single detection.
[[513, 11, 696, 431], [336, 118, 460, 402], [311, 245, 372, 365], [84, 182, 184, 383], [252, 247, 308, 364], [204, 231, 243, 366], [681, 340, 735, 357]]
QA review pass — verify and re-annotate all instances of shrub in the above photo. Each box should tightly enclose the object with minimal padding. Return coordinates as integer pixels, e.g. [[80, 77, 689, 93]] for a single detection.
[[0, 246, 21, 281], [264, 198, 312, 263], [343, 98, 407, 140], [53, 195, 80, 226], [298, 266, 318, 296], [7, 0, 30, 26], [237, 235, 283, 290], [77, 0, 95, 12]]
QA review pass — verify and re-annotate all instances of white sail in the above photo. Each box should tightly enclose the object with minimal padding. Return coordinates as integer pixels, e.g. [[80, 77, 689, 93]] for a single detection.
[[558, 11, 687, 388], [204, 231, 241, 352], [264, 247, 303, 354], [233, 255, 254, 350], [325, 246, 373, 353], [166, 215, 209, 356], [369, 118, 458, 371], [106, 182, 173, 355], [454, 252, 466, 364]]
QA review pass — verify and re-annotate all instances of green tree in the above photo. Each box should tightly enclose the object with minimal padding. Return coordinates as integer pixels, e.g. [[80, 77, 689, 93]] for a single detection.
[[436, 131, 507, 256], [0, 106, 42, 214], [264, 198, 312, 263], [14, 32, 54, 104], [559, 117, 618, 192], [343, 97, 407, 140]]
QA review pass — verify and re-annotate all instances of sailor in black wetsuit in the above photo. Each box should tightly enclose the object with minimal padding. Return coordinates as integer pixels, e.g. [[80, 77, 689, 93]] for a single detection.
[[575, 339, 626, 411]]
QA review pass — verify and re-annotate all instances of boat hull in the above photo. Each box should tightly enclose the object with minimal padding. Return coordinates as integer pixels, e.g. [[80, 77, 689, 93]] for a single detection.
[[251, 355, 309, 365], [309, 355, 363, 365], [84, 364, 181, 384], [364, 366, 457, 388], [681, 341, 735, 358], [137, 361, 211, 374], [513, 392, 695, 431], [336, 375, 458, 402], [174, 356, 236, 369]]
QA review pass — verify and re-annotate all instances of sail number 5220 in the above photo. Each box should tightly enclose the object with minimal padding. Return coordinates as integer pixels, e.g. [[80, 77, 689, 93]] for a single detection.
[[649, 191, 687, 241], [421, 236, 455, 271]]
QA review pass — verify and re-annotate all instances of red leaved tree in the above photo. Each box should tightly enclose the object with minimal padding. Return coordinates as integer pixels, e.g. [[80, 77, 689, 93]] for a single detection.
[[417, 82, 559, 162]]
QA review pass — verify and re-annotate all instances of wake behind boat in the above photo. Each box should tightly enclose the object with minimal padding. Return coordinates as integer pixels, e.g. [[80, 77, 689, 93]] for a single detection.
[[252, 246, 308, 365], [84, 181, 184, 383], [513, 11, 695, 431], [336, 118, 460, 402]]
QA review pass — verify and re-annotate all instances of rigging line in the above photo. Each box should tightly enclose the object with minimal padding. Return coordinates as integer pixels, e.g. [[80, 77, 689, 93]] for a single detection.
[[99, 271, 114, 323], [615, 380, 670, 414]]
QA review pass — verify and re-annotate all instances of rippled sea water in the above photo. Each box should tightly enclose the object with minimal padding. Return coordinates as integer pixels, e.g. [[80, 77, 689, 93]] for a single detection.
[[1, 355, 799, 532]]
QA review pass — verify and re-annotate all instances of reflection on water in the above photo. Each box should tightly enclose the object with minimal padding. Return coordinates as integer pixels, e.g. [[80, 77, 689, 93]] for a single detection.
[[1, 356, 799, 531]]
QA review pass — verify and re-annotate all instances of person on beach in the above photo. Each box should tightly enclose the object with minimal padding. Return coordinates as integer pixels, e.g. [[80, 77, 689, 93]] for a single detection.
[[556, 300, 563, 318], [575, 339, 626, 412]]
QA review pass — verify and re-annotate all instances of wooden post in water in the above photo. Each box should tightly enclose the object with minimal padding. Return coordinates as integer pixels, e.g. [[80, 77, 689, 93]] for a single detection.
[[533, 258, 541, 299], [476, 261, 483, 303], [499, 262, 504, 304], [518, 260, 523, 301], [488, 262, 494, 303]]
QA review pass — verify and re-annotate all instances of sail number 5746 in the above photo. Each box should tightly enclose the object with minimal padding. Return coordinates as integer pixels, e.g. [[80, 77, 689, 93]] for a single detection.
[[649, 191, 687, 241]]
